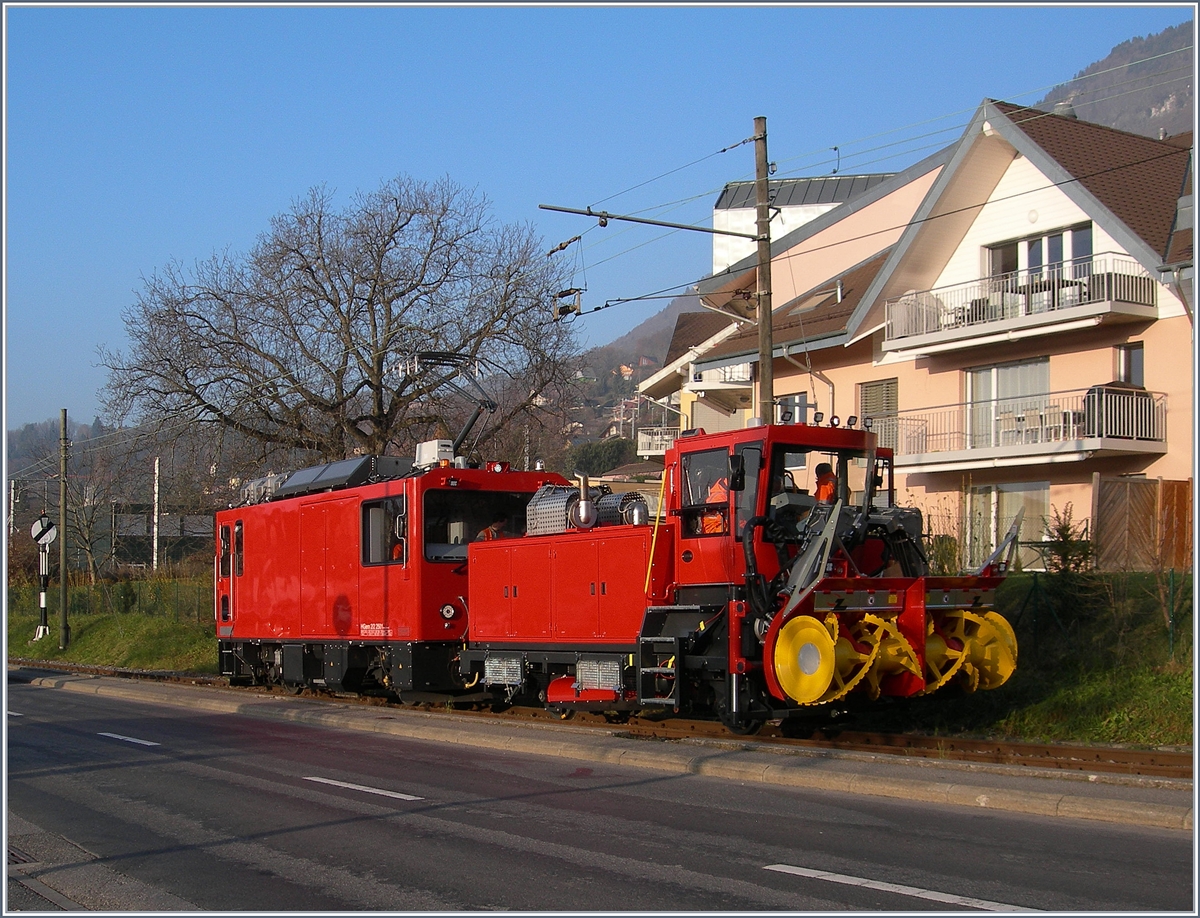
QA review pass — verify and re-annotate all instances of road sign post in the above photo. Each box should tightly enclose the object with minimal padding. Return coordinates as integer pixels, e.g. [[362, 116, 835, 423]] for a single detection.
[[30, 514, 57, 641]]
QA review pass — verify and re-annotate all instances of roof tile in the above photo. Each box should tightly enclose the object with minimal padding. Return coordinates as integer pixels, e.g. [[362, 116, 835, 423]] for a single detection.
[[994, 101, 1192, 260]]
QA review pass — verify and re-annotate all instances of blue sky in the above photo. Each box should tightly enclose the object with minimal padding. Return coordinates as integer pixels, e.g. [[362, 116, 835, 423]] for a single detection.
[[4, 4, 1194, 428]]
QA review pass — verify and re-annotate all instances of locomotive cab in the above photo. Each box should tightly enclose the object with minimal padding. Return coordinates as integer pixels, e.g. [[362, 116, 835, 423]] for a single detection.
[[215, 446, 569, 696]]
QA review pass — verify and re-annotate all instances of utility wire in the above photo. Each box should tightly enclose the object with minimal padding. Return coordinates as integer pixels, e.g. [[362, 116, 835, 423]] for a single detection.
[[574, 58, 1194, 246], [565, 64, 1194, 287], [588, 135, 755, 209], [570, 139, 1190, 321], [571, 44, 1191, 237]]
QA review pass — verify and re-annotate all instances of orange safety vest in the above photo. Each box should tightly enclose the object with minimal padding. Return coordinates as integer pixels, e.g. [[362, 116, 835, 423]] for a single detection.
[[815, 472, 837, 502], [702, 478, 729, 533]]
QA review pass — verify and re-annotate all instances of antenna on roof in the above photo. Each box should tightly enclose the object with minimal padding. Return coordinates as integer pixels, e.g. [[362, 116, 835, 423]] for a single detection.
[[831, 146, 840, 175]]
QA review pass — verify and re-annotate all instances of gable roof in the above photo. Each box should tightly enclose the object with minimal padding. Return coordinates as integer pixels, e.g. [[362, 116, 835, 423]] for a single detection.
[[638, 310, 744, 400], [845, 100, 1195, 338], [663, 311, 735, 365], [696, 249, 892, 372], [991, 101, 1192, 262]]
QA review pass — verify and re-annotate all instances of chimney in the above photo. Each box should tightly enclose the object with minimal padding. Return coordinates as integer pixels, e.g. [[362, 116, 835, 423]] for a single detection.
[[1051, 100, 1078, 120]]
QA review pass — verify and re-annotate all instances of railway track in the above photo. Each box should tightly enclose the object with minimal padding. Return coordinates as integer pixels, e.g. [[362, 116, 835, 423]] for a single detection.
[[10, 659, 1192, 781]]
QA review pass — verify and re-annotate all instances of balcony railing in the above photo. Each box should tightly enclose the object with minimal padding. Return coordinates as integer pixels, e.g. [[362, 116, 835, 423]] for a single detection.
[[885, 255, 1156, 342], [637, 426, 680, 456], [872, 385, 1166, 460], [691, 363, 753, 386]]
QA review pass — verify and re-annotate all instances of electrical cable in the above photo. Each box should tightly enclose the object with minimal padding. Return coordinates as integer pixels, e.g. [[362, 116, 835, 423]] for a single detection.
[[569, 132, 1190, 321]]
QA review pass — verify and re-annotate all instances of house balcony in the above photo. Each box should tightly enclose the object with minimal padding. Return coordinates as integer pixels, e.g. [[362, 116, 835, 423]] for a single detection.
[[637, 426, 680, 457], [883, 255, 1157, 355], [684, 362, 753, 413], [872, 385, 1166, 473]]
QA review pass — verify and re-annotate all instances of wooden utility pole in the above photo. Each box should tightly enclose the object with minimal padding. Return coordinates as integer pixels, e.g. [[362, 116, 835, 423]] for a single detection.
[[539, 116, 777, 409], [754, 116, 774, 424], [59, 408, 70, 649]]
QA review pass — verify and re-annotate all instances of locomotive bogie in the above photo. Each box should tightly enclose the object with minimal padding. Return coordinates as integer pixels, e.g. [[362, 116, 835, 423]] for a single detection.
[[218, 639, 466, 694]]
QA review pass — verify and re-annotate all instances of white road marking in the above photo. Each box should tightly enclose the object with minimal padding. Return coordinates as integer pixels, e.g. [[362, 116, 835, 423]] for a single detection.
[[97, 732, 161, 747], [303, 776, 423, 801], [764, 863, 1037, 912], [8, 711, 24, 716]]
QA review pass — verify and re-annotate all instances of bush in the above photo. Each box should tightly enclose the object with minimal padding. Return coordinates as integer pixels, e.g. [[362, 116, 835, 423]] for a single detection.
[[1041, 502, 1092, 574]]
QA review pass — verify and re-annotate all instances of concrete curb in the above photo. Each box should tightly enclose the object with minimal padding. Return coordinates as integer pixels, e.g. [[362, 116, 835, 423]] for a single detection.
[[16, 671, 1193, 832]]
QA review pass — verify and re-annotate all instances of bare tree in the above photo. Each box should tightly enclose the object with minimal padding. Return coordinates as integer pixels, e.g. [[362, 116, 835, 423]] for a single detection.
[[102, 175, 578, 462]]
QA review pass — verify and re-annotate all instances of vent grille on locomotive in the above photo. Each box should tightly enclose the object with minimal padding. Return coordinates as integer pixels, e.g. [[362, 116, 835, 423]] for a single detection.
[[525, 484, 613, 535], [484, 654, 524, 686], [577, 658, 622, 690]]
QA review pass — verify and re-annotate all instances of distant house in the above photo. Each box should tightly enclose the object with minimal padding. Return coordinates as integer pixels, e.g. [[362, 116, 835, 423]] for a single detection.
[[711, 173, 896, 273], [111, 502, 213, 567]]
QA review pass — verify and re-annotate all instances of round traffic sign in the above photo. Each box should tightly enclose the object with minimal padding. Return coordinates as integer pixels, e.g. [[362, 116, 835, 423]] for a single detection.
[[31, 515, 57, 546]]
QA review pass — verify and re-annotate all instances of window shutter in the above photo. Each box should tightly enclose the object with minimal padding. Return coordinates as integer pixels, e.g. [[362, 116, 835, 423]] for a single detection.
[[859, 379, 898, 449]]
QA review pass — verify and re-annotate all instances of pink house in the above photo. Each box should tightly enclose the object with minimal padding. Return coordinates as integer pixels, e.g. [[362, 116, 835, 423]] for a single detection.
[[641, 100, 1193, 567]]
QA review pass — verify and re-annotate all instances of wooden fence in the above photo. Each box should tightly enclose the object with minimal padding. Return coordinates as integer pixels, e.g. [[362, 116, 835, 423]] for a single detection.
[[1091, 475, 1193, 571]]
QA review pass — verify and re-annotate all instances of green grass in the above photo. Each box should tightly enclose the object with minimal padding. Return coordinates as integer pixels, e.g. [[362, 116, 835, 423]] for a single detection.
[[7, 577, 216, 673], [7, 608, 217, 674], [994, 664, 1193, 747]]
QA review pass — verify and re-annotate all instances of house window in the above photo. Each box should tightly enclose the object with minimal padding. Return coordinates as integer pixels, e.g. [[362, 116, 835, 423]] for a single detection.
[[859, 378, 898, 450], [1116, 342, 1144, 388], [1071, 224, 1092, 278], [966, 358, 1049, 448], [987, 223, 1092, 281], [989, 241, 1018, 277], [967, 482, 1048, 570]]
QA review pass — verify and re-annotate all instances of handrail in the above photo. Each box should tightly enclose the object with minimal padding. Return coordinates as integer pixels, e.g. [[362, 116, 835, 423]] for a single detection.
[[885, 253, 1156, 341], [871, 385, 1166, 456]]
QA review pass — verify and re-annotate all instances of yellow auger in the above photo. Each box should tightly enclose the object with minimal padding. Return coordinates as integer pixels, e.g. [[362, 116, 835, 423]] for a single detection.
[[923, 610, 1017, 694]]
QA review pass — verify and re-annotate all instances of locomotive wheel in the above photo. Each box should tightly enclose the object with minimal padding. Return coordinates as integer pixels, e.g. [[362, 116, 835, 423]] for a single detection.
[[811, 614, 884, 705], [716, 681, 765, 735], [773, 615, 837, 704]]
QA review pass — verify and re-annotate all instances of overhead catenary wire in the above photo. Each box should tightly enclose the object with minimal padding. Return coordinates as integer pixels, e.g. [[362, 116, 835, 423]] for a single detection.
[[564, 134, 1191, 324], [565, 50, 1193, 267], [561, 60, 1191, 267], [579, 42, 1190, 214]]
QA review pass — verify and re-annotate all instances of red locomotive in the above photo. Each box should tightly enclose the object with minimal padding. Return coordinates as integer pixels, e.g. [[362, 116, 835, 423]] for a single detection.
[[217, 415, 1018, 733]]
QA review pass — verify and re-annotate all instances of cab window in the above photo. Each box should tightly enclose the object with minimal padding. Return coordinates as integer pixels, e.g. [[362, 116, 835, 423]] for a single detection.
[[680, 448, 730, 536], [362, 497, 407, 565], [218, 524, 231, 577], [423, 489, 532, 561]]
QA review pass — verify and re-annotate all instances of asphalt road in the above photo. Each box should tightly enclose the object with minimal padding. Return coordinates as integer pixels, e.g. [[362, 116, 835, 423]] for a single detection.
[[6, 681, 1194, 911]]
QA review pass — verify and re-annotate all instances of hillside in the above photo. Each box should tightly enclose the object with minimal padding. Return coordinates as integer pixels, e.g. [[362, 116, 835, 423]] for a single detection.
[[1035, 21, 1193, 139]]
